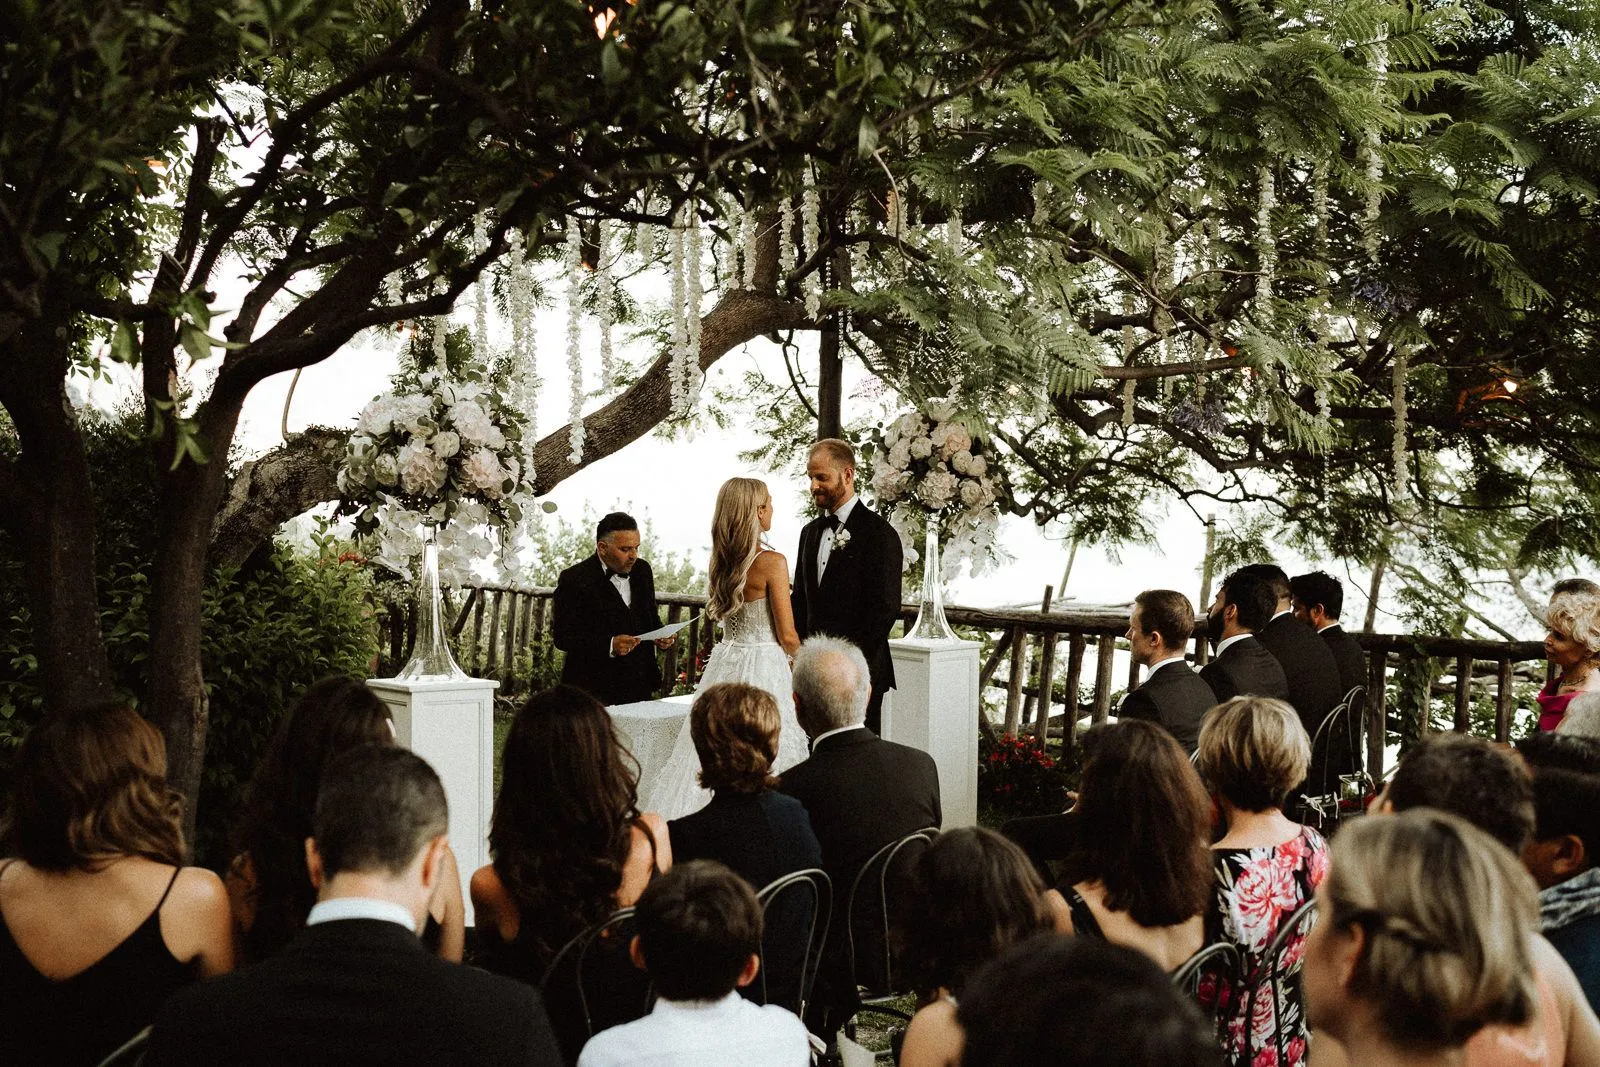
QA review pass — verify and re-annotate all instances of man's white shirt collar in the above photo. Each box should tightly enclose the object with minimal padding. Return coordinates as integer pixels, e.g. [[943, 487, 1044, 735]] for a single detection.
[[1317, 622, 1342, 633], [830, 496, 859, 526], [1270, 608, 1292, 621], [306, 897, 417, 932], [812, 723, 868, 746], [1214, 632, 1253, 656], [1145, 654, 1188, 675]]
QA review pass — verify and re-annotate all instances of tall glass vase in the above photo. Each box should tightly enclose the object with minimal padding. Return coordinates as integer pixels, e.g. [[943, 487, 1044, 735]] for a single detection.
[[397, 524, 466, 680], [908, 526, 958, 641]]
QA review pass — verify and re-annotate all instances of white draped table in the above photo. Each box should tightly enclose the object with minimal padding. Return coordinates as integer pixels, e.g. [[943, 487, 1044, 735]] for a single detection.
[[607, 694, 695, 794]]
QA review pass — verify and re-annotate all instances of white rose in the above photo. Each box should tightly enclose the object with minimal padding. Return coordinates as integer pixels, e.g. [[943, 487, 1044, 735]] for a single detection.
[[909, 436, 934, 460], [968, 454, 988, 477], [888, 440, 912, 469], [373, 453, 400, 487], [430, 431, 461, 459], [449, 399, 496, 446], [959, 478, 984, 508], [396, 441, 447, 495], [356, 397, 396, 436], [392, 395, 434, 437], [462, 449, 508, 498], [951, 449, 974, 475]]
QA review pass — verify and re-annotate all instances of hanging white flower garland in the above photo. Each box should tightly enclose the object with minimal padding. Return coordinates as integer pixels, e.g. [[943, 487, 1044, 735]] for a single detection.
[[684, 207, 704, 414], [432, 275, 449, 366], [595, 220, 615, 381], [472, 210, 490, 361], [668, 208, 690, 417], [741, 204, 760, 290], [802, 170, 822, 319], [778, 194, 796, 285], [564, 224, 585, 464], [506, 231, 538, 482], [1120, 293, 1137, 428], [1392, 350, 1408, 497], [1255, 166, 1277, 326]]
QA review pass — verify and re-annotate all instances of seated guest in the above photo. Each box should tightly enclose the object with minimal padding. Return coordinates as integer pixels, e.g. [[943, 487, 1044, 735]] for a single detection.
[[668, 682, 821, 1011], [1556, 578, 1600, 598], [577, 860, 809, 1067], [1303, 810, 1574, 1066], [1045, 720, 1211, 971], [1117, 589, 1216, 755], [956, 935, 1223, 1066], [1539, 591, 1600, 732], [779, 635, 941, 1035], [897, 828, 1060, 1067], [1232, 564, 1345, 788], [1518, 732, 1600, 1009], [472, 685, 671, 984], [1201, 569, 1290, 706], [1289, 570, 1366, 696], [1194, 697, 1328, 1067], [147, 747, 560, 1066], [0, 703, 232, 1066], [1557, 693, 1600, 740], [228, 676, 463, 963], [1364, 732, 1600, 1064]]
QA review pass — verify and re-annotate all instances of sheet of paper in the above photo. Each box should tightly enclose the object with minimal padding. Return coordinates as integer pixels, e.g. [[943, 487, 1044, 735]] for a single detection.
[[633, 616, 696, 641]]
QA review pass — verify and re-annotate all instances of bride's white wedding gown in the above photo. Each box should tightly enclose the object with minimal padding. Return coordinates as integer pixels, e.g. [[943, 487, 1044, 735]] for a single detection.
[[639, 595, 809, 820]]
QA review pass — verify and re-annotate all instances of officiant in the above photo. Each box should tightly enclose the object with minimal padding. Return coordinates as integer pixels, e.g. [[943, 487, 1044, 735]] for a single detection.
[[552, 512, 674, 705]]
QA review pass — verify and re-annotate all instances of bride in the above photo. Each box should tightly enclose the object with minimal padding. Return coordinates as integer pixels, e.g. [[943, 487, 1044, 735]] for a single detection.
[[640, 477, 806, 820]]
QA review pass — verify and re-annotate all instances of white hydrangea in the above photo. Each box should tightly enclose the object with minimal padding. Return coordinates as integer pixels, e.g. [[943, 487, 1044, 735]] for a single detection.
[[430, 431, 461, 459], [898, 413, 929, 439], [958, 478, 984, 508], [950, 449, 974, 475], [967, 454, 988, 477], [448, 399, 497, 446], [373, 453, 400, 487], [934, 423, 972, 459], [888, 439, 912, 469], [397, 440, 448, 495], [461, 449, 509, 497], [391, 395, 434, 438], [909, 436, 934, 460], [357, 396, 399, 436], [918, 468, 958, 508]]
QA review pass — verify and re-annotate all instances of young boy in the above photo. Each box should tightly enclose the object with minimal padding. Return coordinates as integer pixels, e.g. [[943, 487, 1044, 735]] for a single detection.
[[578, 861, 810, 1067]]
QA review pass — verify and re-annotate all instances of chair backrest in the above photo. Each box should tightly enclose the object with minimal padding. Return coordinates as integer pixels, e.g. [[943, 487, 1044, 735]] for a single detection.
[[846, 828, 937, 998], [755, 868, 832, 1017], [1171, 940, 1241, 998], [541, 907, 652, 1063], [1245, 899, 1320, 1064], [95, 1025, 151, 1067]]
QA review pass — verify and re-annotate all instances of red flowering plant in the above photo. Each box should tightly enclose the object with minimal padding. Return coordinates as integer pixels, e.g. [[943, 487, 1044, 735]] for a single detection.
[[977, 732, 1079, 818]]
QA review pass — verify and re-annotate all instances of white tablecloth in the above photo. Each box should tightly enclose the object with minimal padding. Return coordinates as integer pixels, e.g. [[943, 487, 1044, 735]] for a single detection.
[[608, 695, 694, 790]]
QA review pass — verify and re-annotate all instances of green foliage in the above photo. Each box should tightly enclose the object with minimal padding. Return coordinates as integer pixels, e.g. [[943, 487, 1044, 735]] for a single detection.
[[0, 413, 375, 865]]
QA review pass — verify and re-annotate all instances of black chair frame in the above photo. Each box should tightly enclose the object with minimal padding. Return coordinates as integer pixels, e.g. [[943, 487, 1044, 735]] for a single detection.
[[1172, 940, 1242, 998], [1242, 899, 1319, 1066], [540, 906, 653, 1043], [840, 828, 938, 1057], [755, 867, 832, 1019], [94, 1025, 151, 1067]]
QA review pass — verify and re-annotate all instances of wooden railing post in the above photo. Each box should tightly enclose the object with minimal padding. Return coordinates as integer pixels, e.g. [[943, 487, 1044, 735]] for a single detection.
[[1092, 634, 1116, 724], [1022, 587, 1053, 733], [1453, 654, 1472, 733], [1366, 650, 1388, 780], [661, 604, 684, 693], [1004, 629, 1027, 735], [1495, 658, 1514, 743], [484, 590, 505, 678], [1063, 635, 1086, 748]]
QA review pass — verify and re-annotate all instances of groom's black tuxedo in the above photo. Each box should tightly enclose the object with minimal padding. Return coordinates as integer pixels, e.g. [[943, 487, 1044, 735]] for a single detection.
[[552, 554, 662, 705], [793, 500, 904, 731]]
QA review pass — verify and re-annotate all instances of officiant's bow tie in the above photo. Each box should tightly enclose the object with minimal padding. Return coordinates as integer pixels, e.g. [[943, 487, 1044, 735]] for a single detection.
[[606, 568, 629, 580]]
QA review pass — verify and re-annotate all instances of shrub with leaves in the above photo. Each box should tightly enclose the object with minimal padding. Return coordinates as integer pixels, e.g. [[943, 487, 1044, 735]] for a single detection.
[[977, 732, 1078, 818]]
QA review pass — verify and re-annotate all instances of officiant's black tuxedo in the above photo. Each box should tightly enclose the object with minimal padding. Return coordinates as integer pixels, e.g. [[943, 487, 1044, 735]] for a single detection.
[[552, 554, 662, 705], [793, 500, 904, 732], [1117, 660, 1217, 755], [145, 919, 562, 1066]]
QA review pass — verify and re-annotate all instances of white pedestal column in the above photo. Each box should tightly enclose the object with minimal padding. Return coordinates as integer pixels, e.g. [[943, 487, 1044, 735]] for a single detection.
[[367, 677, 498, 925], [884, 638, 980, 828]]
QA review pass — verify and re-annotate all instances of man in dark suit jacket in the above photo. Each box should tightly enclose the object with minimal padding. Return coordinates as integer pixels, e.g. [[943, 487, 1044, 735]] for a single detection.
[[1117, 588, 1217, 755], [779, 635, 940, 1036], [1290, 570, 1368, 697], [552, 511, 670, 705], [793, 439, 904, 733], [146, 747, 561, 1067], [1201, 570, 1291, 707]]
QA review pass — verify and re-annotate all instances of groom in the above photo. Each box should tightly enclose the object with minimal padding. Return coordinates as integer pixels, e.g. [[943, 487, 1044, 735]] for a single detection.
[[793, 439, 904, 733]]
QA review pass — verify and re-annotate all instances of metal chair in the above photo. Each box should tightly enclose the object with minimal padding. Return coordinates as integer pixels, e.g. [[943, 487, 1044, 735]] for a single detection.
[[840, 828, 938, 1057], [1171, 940, 1241, 999], [755, 868, 832, 1018], [1304, 692, 1372, 831], [540, 907, 652, 1062], [95, 1026, 151, 1067], [1243, 899, 1319, 1066]]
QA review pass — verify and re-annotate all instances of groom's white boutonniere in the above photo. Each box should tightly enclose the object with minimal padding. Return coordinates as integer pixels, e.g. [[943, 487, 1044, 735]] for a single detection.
[[833, 527, 852, 551]]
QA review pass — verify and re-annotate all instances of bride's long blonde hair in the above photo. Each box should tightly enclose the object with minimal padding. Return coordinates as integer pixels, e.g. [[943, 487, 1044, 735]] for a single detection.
[[707, 477, 768, 622]]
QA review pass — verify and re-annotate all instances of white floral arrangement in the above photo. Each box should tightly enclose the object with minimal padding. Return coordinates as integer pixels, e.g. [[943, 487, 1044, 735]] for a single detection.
[[869, 398, 1004, 580], [340, 364, 533, 583]]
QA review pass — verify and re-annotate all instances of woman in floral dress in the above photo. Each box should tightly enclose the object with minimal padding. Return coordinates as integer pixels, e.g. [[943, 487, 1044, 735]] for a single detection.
[[1196, 696, 1330, 1067]]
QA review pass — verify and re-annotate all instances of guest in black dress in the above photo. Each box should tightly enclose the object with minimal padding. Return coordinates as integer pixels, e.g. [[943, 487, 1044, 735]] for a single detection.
[[669, 682, 821, 1012], [0, 703, 233, 1065]]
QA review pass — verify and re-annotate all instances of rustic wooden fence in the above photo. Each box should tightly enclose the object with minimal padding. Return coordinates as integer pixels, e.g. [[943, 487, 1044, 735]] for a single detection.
[[377, 584, 1550, 780]]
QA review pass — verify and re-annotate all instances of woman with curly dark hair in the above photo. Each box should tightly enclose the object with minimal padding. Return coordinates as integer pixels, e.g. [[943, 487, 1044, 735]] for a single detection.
[[226, 676, 464, 963], [1045, 719, 1213, 971], [0, 704, 232, 1065], [470, 684, 672, 983], [897, 827, 1060, 1067]]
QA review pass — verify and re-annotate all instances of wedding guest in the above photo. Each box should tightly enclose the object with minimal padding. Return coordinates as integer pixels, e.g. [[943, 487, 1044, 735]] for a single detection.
[[147, 747, 561, 1066], [1557, 693, 1600, 739], [1289, 570, 1367, 696], [0, 703, 232, 1066], [667, 682, 821, 1011], [1117, 589, 1216, 755], [1194, 697, 1328, 1067], [552, 512, 672, 706], [1367, 732, 1600, 1065], [1045, 720, 1211, 971], [1555, 578, 1600, 598], [1302, 810, 1585, 1067], [227, 676, 463, 963], [1232, 564, 1345, 789], [780, 636, 940, 1034], [897, 828, 1061, 1067], [1538, 591, 1600, 731], [471, 685, 671, 984], [577, 861, 809, 1067], [956, 935, 1223, 1067], [1518, 732, 1600, 1008], [1201, 569, 1290, 707]]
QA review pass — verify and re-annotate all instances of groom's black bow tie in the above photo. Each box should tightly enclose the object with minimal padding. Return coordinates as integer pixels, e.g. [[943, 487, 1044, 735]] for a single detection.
[[824, 514, 841, 531]]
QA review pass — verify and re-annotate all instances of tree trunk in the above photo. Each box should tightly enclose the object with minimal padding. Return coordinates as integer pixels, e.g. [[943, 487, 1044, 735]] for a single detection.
[[0, 306, 117, 712], [817, 313, 841, 439], [1364, 553, 1387, 633]]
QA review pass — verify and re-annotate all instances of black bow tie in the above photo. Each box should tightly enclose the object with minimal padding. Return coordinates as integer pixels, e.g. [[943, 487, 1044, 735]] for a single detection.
[[825, 514, 841, 531], [606, 568, 628, 581]]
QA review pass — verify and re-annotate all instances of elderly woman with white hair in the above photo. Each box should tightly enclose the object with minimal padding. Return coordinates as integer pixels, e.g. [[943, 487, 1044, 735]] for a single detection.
[[1539, 592, 1600, 732]]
